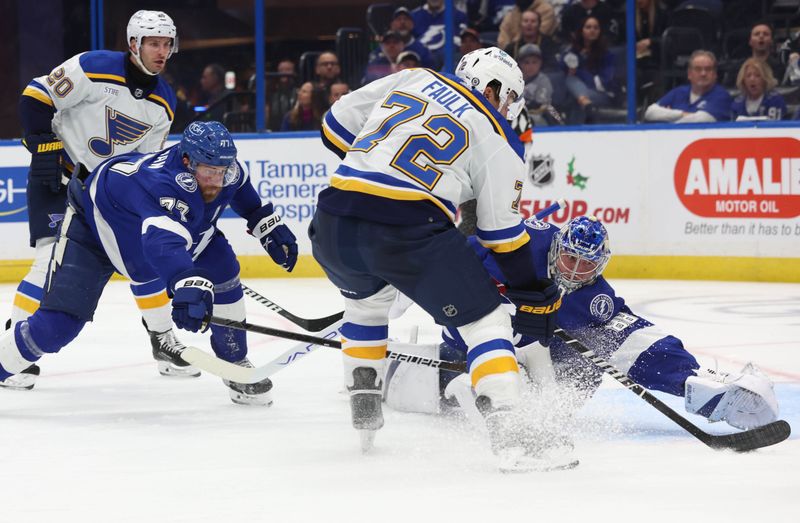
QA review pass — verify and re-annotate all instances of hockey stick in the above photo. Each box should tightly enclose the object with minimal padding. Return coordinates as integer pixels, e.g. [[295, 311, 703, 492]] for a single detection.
[[181, 315, 467, 384], [180, 321, 342, 384], [241, 284, 343, 332], [554, 329, 791, 452]]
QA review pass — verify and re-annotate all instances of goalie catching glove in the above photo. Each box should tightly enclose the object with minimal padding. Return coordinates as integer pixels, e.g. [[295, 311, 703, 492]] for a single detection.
[[247, 204, 298, 272], [24, 132, 65, 193], [505, 279, 561, 346], [169, 269, 214, 332]]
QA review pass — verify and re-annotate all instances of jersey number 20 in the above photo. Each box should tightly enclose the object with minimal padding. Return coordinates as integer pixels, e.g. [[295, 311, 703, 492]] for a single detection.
[[350, 91, 468, 190]]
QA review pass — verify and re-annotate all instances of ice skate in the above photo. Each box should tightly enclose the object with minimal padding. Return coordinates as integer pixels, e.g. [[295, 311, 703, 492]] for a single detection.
[[0, 364, 40, 391], [476, 395, 578, 473], [145, 320, 201, 378], [349, 367, 384, 452], [224, 358, 273, 406]]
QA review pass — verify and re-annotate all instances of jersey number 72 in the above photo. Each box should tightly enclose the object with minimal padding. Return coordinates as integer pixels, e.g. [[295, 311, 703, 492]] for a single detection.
[[350, 91, 469, 190]]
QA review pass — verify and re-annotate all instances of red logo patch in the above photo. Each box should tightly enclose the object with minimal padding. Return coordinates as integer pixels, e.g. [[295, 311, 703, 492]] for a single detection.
[[674, 137, 800, 218]]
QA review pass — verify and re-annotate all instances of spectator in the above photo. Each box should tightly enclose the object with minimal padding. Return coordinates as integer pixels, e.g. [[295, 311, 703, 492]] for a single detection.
[[457, 28, 484, 63], [267, 59, 297, 131], [363, 31, 405, 85], [478, 0, 518, 31], [498, 0, 557, 48], [559, 0, 616, 44], [315, 51, 342, 94], [634, 0, 668, 93], [644, 50, 732, 123], [561, 16, 617, 124], [390, 6, 435, 68], [518, 44, 553, 126], [779, 31, 800, 85], [280, 81, 328, 132], [503, 8, 560, 71], [199, 63, 230, 121], [411, 0, 468, 68], [731, 58, 787, 121], [396, 50, 422, 71], [747, 23, 785, 84], [328, 81, 350, 105]]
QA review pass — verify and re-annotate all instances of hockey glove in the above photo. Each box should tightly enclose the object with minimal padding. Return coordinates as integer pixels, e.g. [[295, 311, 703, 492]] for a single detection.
[[24, 133, 64, 193], [170, 269, 214, 333], [505, 279, 562, 346], [248, 204, 298, 272]]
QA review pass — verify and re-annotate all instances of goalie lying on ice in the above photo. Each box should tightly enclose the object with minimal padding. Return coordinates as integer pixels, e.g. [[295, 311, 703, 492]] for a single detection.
[[383, 216, 779, 432]]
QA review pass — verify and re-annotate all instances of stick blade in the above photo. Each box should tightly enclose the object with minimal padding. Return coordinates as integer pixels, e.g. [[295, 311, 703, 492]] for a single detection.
[[706, 420, 791, 452], [180, 346, 259, 383], [303, 311, 344, 332]]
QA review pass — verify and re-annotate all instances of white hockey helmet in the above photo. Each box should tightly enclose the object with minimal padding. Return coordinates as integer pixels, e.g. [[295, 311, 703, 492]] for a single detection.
[[455, 47, 525, 120], [127, 10, 178, 75]]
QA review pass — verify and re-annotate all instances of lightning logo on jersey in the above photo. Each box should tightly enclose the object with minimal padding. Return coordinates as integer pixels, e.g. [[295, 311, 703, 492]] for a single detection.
[[88, 106, 153, 157]]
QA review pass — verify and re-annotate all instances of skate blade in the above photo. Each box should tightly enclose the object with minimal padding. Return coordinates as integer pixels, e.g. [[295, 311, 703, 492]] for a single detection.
[[157, 361, 201, 378], [229, 391, 273, 407], [498, 447, 579, 473], [0, 375, 37, 390], [359, 430, 376, 453]]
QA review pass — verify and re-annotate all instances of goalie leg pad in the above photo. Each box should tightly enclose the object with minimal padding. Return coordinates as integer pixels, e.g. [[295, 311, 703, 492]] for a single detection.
[[383, 342, 441, 414], [685, 364, 778, 430]]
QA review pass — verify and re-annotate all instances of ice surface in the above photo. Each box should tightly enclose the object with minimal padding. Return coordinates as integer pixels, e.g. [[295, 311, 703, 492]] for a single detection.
[[0, 278, 797, 522]]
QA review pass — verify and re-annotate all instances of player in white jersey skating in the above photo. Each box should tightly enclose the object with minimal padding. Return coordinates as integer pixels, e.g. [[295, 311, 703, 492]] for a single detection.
[[313, 47, 562, 471], [5, 11, 192, 390]]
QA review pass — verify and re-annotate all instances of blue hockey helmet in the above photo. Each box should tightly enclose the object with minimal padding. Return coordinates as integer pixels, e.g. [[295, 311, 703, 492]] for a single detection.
[[180, 121, 239, 185], [548, 215, 611, 291]]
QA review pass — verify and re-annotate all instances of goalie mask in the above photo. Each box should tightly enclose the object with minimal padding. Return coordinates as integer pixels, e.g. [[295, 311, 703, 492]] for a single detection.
[[548, 216, 611, 292], [180, 121, 239, 186], [127, 10, 178, 75], [455, 47, 525, 121]]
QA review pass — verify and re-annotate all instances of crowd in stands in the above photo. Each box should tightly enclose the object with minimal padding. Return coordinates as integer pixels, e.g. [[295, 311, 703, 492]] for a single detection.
[[175, 0, 800, 131]]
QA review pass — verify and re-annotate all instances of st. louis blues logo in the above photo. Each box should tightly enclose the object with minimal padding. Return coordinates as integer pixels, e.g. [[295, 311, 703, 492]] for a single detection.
[[48, 213, 64, 229], [88, 106, 152, 158]]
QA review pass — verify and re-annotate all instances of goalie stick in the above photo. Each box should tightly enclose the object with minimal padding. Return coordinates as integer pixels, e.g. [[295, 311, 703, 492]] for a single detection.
[[184, 315, 789, 451], [554, 329, 791, 452], [241, 284, 343, 331]]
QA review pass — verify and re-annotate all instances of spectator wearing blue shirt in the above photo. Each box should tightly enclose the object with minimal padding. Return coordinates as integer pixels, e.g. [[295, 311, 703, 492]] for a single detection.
[[560, 16, 617, 124], [645, 50, 732, 123], [389, 7, 435, 69], [412, 0, 469, 68], [731, 58, 788, 120]]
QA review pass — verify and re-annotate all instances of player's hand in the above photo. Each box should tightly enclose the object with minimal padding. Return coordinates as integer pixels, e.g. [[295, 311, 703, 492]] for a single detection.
[[170, 269, 214, 333], [505, 279, 562, 346], [24, 133, 64, 193], [248, 204, 298, 272]]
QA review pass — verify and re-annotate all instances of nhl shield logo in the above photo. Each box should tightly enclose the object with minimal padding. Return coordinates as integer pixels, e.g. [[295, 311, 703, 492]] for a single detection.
[[528, 154, 555, 187], [442, 304, 458, 317], [134, 88, 144, 98]]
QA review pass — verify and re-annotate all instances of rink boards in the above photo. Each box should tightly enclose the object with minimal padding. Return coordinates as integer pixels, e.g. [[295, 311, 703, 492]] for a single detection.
[[0, 123, 798, 282]]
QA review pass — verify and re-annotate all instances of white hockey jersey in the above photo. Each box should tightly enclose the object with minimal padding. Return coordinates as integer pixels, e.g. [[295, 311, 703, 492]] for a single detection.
[[21, 50, 176, 171], [319, 68, 529, 254]]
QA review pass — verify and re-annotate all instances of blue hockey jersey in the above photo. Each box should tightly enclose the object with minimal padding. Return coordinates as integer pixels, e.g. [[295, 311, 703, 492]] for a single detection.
[[730, 90, 788, 121], [445, 218, 700, 397], [656, 84, 733, 122], [81, 144, 261, 288]]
